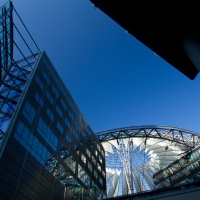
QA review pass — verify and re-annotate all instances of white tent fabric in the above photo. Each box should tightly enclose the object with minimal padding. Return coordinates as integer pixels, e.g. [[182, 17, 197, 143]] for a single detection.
[[132, 169, 146, 193], [122, 171, 128, 195], [102, 136, 189, 197], [107, 170, 121, 198]]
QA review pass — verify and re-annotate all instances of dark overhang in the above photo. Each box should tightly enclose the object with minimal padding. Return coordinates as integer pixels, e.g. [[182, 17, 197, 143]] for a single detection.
[[90, 0, 200, 80]]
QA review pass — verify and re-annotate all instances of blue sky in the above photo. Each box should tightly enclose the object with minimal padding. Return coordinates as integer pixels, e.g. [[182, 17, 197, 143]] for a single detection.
[[4, 0, 200, 134]]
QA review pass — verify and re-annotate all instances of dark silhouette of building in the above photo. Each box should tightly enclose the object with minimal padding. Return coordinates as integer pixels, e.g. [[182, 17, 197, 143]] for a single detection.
[[90, 0, 200, 80]]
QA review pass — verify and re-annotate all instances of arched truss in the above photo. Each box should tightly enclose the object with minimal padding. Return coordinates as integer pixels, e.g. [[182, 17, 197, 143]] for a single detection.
[[96, 126, 200, 197]]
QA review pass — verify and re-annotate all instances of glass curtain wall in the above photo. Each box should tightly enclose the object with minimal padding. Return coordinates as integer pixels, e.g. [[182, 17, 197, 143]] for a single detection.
[[0, 53, 38, 145], [0, 1, 13, 81], [154, 146, 200, 188]]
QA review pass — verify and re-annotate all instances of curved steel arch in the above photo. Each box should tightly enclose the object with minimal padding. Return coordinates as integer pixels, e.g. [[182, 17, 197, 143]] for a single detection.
[[96, 125, 200, 149], [96, 126, 200, 197]]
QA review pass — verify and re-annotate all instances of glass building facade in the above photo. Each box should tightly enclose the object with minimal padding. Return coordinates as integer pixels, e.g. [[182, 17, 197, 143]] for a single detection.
[[0, 51, 106, 200], [0, 1, 13, 81], [153, 146, 200, 189]]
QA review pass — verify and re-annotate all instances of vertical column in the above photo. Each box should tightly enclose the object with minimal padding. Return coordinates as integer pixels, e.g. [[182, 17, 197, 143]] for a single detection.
[[118, 139, 134, 194]]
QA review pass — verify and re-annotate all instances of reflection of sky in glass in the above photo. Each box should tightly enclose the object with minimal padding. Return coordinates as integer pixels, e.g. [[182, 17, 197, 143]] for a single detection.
[[0, 52, 38, 147], [0, 1, 13, 78]]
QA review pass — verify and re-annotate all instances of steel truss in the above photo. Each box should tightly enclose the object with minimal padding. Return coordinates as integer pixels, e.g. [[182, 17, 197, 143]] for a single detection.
[[98, 126, 200, 197], [0, 1, 40, 144], [97, 126, 200, 149]]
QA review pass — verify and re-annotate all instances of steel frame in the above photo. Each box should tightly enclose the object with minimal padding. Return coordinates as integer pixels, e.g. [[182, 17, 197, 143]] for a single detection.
[[118, 139, 134, 193], [96, 126, 200, 149], [0, 1, 40, 144]]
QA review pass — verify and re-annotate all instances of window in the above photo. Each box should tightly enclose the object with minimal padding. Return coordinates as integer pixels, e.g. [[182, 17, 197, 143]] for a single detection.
[[72, 129, 78, 139], [92, 155, 96, 165], [82, 132, 87, 139], [60, 145, 69, 159], [99, 155, 102, 164], [42, 71, 50, 84], [35, 75, 44, 90], [83, 174, 90, 186], [64, 118, 70, 129], [80, 140, 84, 148], [61, 99, 67, 110], [94, 170, 98, 179], [101, 150, 105, 158], [97, 162, 101, 171], [57, 122, 63, 134], [74, 144, 79, 154], [76, 122, 80, 131], [65, 155, 76, 173], [60, 85, 67, 96], [102, 170, 105, 178], [69, 110, 74, 121], [46, 108, 54, 121], [0, 118, 10, 135], [46, 91, 54, 105], [99, 177, 103, 185], [81, 118, 86, 127], [86, 148, 90, 157], [43, 57, 51, 69], [74, 108, 80, 118], [34, 92, 44, 107], [14, 121, 51, 165], [66, 134, 72, 144], [87, 128, 91, 135], [22, 102, 36, 124], [68, 97, 73, 107], [51, 72, 59, 84], [56, 105, 63, 118], [97, 144, 100, 151], [81, 154, 86, 163], [52, 86, 59, 98], [37, 117, 58, 151], [88, 162, 92, 171]]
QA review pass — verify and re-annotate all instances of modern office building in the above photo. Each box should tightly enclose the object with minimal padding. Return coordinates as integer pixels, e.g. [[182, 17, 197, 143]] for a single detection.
[[0, 2, 106, 200], [0, 49, 106, 200]]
